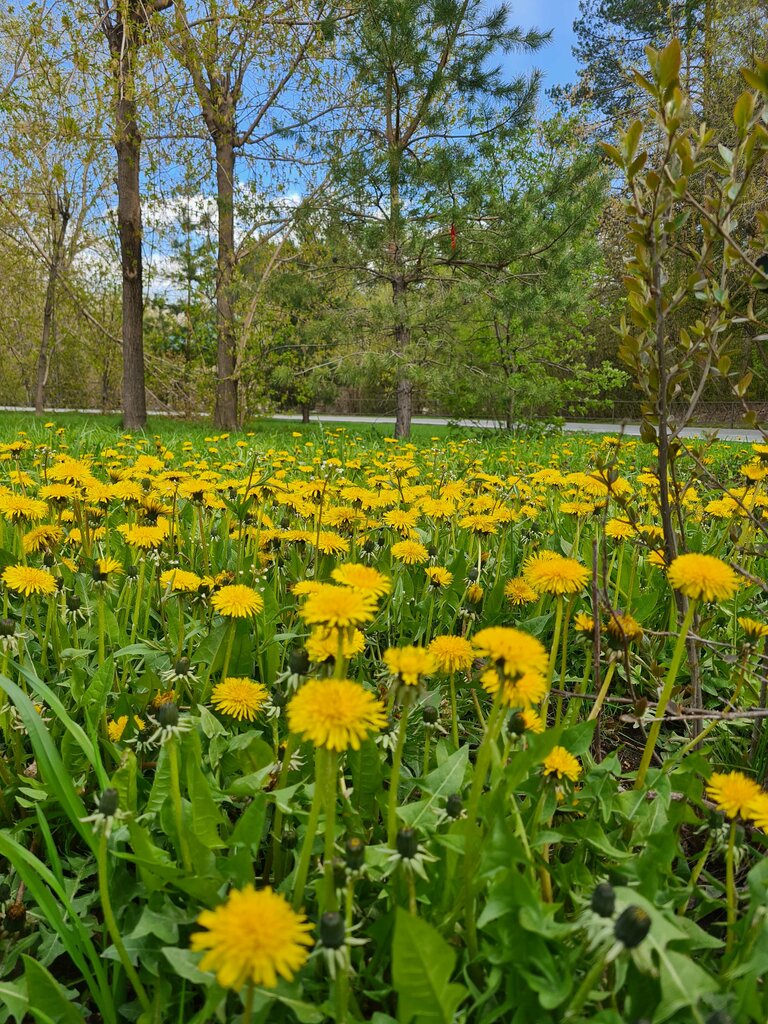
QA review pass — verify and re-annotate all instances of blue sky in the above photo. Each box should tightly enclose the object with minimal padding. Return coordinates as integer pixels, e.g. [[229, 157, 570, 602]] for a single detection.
[[502, 0, 580, 89]]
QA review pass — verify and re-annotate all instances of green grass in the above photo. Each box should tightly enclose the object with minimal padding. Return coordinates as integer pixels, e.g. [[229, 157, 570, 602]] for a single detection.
[[0, 411, 484, 445]]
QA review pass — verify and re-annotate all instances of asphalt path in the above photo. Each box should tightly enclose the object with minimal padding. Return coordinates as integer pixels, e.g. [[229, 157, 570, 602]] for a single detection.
[[271, 413, 764, 442]]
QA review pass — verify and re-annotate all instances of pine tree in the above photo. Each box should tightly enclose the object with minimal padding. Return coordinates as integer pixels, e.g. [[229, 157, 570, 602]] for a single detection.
[[329, 0, 548, 437]]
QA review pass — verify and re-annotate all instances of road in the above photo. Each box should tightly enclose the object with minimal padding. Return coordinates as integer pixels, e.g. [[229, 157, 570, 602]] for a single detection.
[[271, 413, 764, 442]]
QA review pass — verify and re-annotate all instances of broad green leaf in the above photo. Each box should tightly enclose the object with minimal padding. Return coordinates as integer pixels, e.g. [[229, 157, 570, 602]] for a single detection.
[[392, 909, 466, 1024], [23, 958, 83, 1024]]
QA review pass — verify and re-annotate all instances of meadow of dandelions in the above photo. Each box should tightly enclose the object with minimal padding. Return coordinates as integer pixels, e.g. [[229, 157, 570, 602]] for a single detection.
[[0, 424, 766, 1023]]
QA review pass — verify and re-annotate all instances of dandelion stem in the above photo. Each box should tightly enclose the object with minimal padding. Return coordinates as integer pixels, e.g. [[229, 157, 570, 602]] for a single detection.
[[97, 831, 151, 1013], [323, 751, 339, 913], [219, 619, 237, 685], [270, 734, 299, 884], [545, 596, 564, 697], [462, 685, 505, 958], [635, 598, 697, 789], [725, 819, 737, 955], [587, 662, 617, 722], [293, 749, 326, 911], [448, 674, 459, 747], [387, 705, 410, 847], [167, 738, 192, 873], [130, 559, 145, 646], [97, 590, 106, 665], [565, 953, 607, 1019], [242, 981, 255, 1024]]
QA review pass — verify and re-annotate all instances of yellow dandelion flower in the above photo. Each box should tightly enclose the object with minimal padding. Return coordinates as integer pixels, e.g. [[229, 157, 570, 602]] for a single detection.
[[120, 523, 167, 550], [429, 635, 475, 673], [748, 791, 768, 831], [2, 564, 57, 597], [292, 580, 324, 597], [542, 746, 581, 782], [211, 678, 269, 721], [520, 708, 545, 734], [667, 553, 739, 603], [314, 531, 350, 556], [481, 668, 547, 708], [425, 566, 453, 588], [383, 508, 420, 535], [573, 612, 595, 635], [466, 583, 484, 603], [605, 518, 634, 540], [606, 613, 644, 644], [504, 577, 539, 605], [306, 627, 366, 663], [107, 715, 145, 742], [473, 626, 548, 680], [287, 677, 386, 751], [300, 584, 377, 628], [0, 494, 48, 522], [22, 524, 64, 554], [331, 563, 392, 597], [705, 771, 761, 819], [524, 552, 590, 596], [190, 885, 312, 991], [559, 501, 595, 516], [739, 617, 768, 641], [160, 568, 203, 593], [390, 539, 429, 565], [211, 584, 264, 618], [107, 716, 128, 742], [383, 645, 437, 686], [459, 513, 499, 535]]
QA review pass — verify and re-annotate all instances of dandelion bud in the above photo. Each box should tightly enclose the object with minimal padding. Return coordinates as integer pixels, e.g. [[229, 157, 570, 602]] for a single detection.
[[126, 565, 138, 579], [614, 906, 651, 948], [157, 702, 180, 729], [467, 567, 479, 582], [0, 883, 11, 902], [66, 595, 81, 612], [282, 828, 298, 850], [271, 689, 288, 710], [0, 618, 15, 637], [507, 711, 527, 736], [396, 828, 418, 860], [43, 552, 55, 568], [173, 657, 191, 677], [333, 858, 347, 889], [288, 647, 310, 675], [4, 903, 26, 933], [344, 836, 365, 871], [445, 793, 463, 819], [98, 788, 119, 817], [319, 911, 345, 950], [92, 564, 105, 583], [423, 706, 439, 726], [590, 882, 615, 918]]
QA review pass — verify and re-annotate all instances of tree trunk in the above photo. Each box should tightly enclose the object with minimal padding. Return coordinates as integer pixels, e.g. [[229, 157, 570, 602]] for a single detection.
[[301, 403, 311, 424], [391, 273, 412, 438], [115, 91, 146, 430], [395, 374, 412, 438], [36, 196, 70, 416], [214, 137, 238, 429], [36, 274, 56, 416]]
